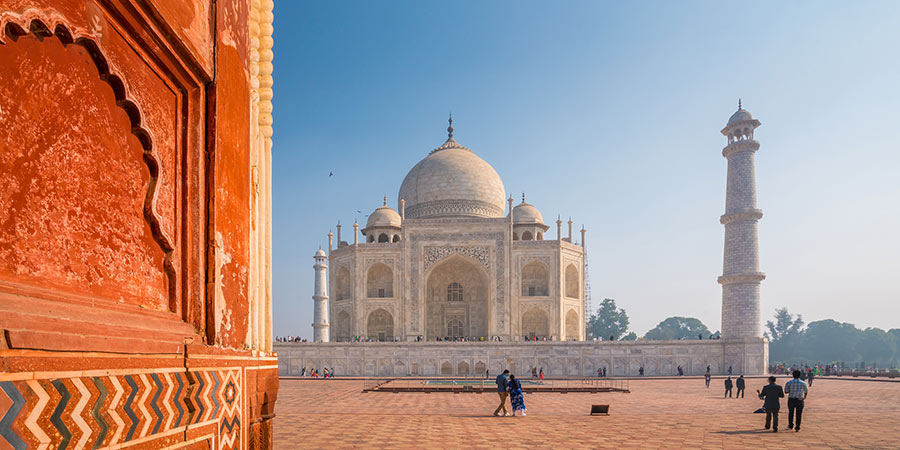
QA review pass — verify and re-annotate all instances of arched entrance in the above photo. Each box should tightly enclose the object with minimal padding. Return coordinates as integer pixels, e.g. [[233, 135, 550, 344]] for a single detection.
[[366, 308, 393, 341], [335, 310, 351, 341], [565, 309, 580, 341], [521, 307, 549, 339], [425, 254, 489, 340]]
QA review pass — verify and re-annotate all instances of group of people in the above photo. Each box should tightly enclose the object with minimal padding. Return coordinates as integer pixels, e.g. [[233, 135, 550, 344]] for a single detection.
[[274, 336, 307, 343], [758, 370, 810, 432], [492, 370, 527, 417], [530, 367, 544, 380], [299, 367, 335, 378]]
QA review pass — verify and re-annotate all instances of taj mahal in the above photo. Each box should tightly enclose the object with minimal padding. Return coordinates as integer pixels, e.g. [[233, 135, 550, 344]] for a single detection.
[[316, 116, 587, 343], [281, 103, 769, 377]]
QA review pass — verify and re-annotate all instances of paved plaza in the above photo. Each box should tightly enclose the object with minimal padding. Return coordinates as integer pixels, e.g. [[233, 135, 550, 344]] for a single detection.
[[274, 377, 900, 449]]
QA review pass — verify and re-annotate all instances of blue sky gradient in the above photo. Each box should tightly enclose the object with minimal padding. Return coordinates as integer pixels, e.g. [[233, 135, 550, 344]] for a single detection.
[[271, 1, 900, 339]]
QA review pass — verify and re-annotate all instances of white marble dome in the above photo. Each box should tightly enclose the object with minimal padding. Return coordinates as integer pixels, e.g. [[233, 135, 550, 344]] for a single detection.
[[366, 205, 402, 229], [398, 136, 506, 219], [727, 108, 754, 125], [513, 202, 544, 225]]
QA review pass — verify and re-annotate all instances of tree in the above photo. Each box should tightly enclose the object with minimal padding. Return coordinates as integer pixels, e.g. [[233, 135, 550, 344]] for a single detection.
[[621, 331, 638, 341], [855, 328, 897, 367], [801, 320, 862, 364], [765, 307, 804, 341], [587, 298, 630, 340], [765, 308, 805, 363], [644, 317, 710, 340]]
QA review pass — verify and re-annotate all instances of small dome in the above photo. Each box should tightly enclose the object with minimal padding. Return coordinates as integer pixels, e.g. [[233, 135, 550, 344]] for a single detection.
[[513, 202, 544, 225], [366, 205, 402, 229], [314, 248, 327, 258], [727, 108, 754, 125]]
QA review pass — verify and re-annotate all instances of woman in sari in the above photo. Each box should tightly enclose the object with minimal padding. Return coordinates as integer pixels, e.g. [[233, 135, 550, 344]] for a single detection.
[[508, 374, 527, 416]]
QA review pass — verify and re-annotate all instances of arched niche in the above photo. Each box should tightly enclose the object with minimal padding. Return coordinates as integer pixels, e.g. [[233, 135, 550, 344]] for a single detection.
[[366, 308, 393, 341], [335, 266, 351, 300], [521, 261, 549, 296], [521, 307, 549, 339], [366, 262, 393, 298], [565, 309, 580, 341], [335, 310, 351, 341], [565, 263, 580, 299]]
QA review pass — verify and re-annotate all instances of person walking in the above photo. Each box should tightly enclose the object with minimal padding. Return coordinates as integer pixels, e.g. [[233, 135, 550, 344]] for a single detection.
[[508, 374, 527, 416], [806, 369, 815, 387], [639, 366, 644, 376], [705, 372, 711, 388], [728, 365, 733, 376], [724, 376, 733, 398], [736, 375, 746, 398], [485, 369, 490, 380], [539, 368, 544, 382], [493, 369, 510, 416], [785, 369, 809, 432], [758, 376, 785, 432]]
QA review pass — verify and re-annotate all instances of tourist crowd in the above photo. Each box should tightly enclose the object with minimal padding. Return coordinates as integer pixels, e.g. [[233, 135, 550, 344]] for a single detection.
[[297, 367, 336, 378]]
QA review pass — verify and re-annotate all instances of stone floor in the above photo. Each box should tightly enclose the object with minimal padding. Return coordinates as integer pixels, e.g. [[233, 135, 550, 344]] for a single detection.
[[274, 377, 900, 449]]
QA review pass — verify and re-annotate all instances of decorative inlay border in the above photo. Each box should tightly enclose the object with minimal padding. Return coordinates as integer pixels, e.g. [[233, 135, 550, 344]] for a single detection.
[[423, 246, 489, 271], [0, 368, 242, 450], [406, 199, 505, 220]]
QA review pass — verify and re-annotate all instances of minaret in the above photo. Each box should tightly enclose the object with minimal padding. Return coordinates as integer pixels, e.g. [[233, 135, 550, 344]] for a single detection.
[[556, 215, 563, 241], [718, 100, 765, 339], [312, 248, 329, 342]]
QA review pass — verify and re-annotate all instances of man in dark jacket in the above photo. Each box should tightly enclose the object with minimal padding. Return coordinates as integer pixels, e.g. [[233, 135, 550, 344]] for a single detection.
[[724, 376, 733, 398], [758, 376, 785, 432], [736, 375, 746, 398]]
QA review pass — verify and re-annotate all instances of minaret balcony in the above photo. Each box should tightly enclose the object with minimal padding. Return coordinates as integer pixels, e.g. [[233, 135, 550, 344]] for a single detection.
[[720, 209, 763, 224], [722, 139, 760, 158]]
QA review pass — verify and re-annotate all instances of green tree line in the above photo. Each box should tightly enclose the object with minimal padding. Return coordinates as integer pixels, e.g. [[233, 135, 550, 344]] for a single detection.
[[587, 301, 897, 367], [765, 308, 900, 368]]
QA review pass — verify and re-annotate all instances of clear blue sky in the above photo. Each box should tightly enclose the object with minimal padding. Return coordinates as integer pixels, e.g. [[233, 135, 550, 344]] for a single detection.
[[271, 1, 900, 340]]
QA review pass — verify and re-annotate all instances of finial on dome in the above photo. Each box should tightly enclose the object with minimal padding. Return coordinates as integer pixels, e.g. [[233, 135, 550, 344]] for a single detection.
[[738, 98, 742, 110], [447, 113, 454, 139], [522, 192, 526, 203], [383, 195, 387, 206]]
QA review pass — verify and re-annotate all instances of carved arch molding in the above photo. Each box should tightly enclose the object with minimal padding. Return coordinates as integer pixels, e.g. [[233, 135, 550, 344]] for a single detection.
[[0, 6, 209, 351]]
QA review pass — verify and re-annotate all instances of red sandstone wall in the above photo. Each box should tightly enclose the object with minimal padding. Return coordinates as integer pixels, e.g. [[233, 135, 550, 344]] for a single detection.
[[0, 1, 277, 448]]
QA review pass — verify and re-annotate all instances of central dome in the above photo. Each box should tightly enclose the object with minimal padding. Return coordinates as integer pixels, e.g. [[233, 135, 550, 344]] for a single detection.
[[399, 124, 506, 219]]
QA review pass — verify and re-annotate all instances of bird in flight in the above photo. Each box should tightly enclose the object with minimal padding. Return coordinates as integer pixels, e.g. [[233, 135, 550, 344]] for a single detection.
[[329, 171, 333, 177]]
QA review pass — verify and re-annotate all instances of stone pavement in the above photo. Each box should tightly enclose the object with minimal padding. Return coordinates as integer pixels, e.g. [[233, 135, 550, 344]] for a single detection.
[[274, 377, 900, 449]]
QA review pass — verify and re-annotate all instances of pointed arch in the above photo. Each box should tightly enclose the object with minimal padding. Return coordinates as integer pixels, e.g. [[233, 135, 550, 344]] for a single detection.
[[366, 262, 393, 298], [565, 309, 580, 341], [521, 307, 549, 339], [366, 308, 393, 341], [335, 266, 350, 300], [565, 263, 580, 299], [521, 261, 549, 296]]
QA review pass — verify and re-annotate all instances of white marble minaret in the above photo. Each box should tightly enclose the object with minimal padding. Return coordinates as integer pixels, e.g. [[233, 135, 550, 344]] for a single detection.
[[718, 100, 765, 339], [312, 248, 330, 342]]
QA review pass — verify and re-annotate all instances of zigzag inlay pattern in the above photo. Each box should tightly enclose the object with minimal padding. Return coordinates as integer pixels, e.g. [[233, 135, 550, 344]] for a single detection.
[[90, 377, 109, 450], [0, 369, 244, 450], [173, 372, 185, 427], [49, 379, 72, 450], [0, 381, 26, 450], [123, 375, 139, 442], [149, 374, 164, 435]]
